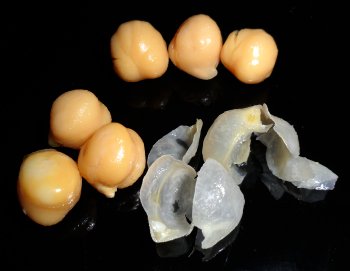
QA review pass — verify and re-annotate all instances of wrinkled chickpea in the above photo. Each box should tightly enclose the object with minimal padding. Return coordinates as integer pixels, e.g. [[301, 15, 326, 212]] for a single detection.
[[168, 14, 222, 80], [49, 89, 112, 149], [78, 122, 146, 198], [111, 20, 169, 82], [17, 149, 82, 226], [220, 28, 278, 84]]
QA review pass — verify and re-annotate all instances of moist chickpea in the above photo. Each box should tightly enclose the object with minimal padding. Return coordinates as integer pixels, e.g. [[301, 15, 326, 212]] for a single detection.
[[17, 149, 82, 226], [220, 28, 278, 84], [78, 122, 146, 198], [49, 89, 112, 149], [111, 20, 169, 82], [168, 14, 222, 80]]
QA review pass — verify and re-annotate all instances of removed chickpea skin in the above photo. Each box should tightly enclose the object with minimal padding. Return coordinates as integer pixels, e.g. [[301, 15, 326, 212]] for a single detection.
[[78, 122, 146, 198], [49, 89, 112, 149], [111, 20, 169, 82], [220, 28, 278, 84], [168, 14, 222, 80], [17, 149, 82, 226]]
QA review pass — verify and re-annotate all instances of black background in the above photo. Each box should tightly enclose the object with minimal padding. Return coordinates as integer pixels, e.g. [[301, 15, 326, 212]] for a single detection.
[[2, 1, 346, 270]]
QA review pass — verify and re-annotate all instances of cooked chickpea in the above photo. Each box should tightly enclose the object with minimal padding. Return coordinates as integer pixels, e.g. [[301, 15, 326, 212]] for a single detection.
[[49, 89, 112, 149], [17, 149, 82, 226], [78, 122, 146, 198], [168, 14, 222, 80], [111, 20, 169, 82], [220, 28, 278, 84]]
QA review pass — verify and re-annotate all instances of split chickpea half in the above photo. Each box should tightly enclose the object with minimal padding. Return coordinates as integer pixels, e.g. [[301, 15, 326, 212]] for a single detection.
[[49, 89, 112, 149], [78, 122, 146, 198], [111, 20, 169, 82], [220, 28, 278, 84], [17, 149, 82, 226]]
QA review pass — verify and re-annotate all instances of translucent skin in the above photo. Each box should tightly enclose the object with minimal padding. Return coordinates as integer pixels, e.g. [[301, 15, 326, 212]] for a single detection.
[[220, 28, 278, 84], [168, 14, 222, 80], [78, 122, 146, 198], [111, 20, 169, 82], [50, 89, 112, 149], [17, 149, 82, 226]]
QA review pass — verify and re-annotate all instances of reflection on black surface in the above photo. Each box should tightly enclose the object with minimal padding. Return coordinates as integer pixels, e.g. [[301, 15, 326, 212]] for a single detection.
[[126, 78, 173, 110], [66, 185, 98, 236], [170, 71, 224, 107], [125, 66, 272, 112], [43, 182, 98, 239], [261, 173, 328, 203], [154, 222, 241, 262], [156, 232, 195, 258], [98, 181, 142, 213], [195, 222, 241, 262]]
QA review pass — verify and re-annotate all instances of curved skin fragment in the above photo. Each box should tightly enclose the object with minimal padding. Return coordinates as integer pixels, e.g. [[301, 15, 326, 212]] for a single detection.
[[259, 129, 338, 190], [261, 103, 299, 156], [192, 159, 245, 249], [258, 104, 338, 190], [202, 105, 271, 183], [140, 155, 196, 243], [147, 119, 203, 167]]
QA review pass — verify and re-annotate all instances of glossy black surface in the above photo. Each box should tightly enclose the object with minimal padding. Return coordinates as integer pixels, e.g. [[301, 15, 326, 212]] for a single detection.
[[3, 1, 346, 270]]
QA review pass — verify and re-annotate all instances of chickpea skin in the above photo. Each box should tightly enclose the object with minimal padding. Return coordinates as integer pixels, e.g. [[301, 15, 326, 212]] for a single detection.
[[17, 149, 82, 226], [220, 28, 278, 84], [168, 14, 222, 80], [111, 20, 169, 82], [49, 89, 112, 149], [78, 122, 146, 198]]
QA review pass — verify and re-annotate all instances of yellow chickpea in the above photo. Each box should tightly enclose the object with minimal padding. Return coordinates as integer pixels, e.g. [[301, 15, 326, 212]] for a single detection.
[[78, 122, 146, 198], [220, 28, 278, 84], [17, 149, 82, 226], [49, 89, 112, 149], [168, 14, 222, 80], [111, 20, 169, 82]]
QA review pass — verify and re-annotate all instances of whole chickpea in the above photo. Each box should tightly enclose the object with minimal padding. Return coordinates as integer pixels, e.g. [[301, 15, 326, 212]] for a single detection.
[[111, 20, 169, 82], [78, 122, 146, 198], [168, 14, 222, 80], [220, 28, 278, 84], [17, 149, 82, 226], [49, 89, 112, 149]]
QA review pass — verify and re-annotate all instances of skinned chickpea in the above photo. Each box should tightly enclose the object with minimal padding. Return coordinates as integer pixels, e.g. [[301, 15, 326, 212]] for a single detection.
[[168, 14, 222, 80], [111, 20, 169, 82], [17, 149, 82, 226], [220, 28, 278, 84], [78, 122, 146, 198], [49, 89, 112, 149]]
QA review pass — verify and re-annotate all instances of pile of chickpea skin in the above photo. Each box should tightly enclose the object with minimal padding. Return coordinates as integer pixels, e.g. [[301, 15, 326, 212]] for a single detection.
[[17, 14, 278, 227]]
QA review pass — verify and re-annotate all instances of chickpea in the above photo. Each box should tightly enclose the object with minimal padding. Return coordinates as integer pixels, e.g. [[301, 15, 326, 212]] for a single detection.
[[17, 149, 82, 226], [220, 28, 278, 84], [168, 14, 222, 80], [111, 20, 169, 82], [117, 128, 146, 189], [78, 122, 146, 198], [49, 89, 112, 149]]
